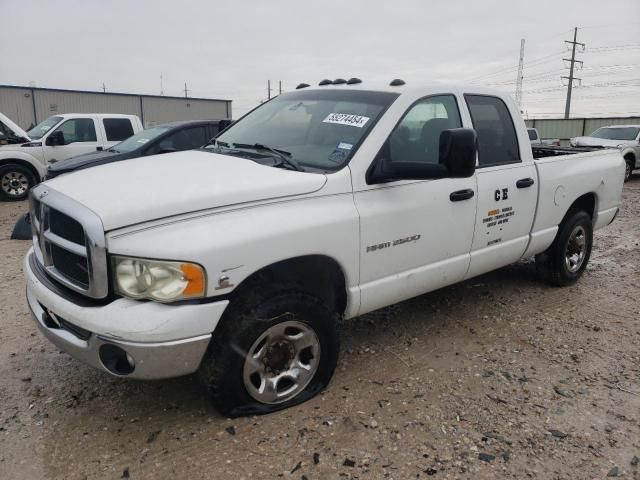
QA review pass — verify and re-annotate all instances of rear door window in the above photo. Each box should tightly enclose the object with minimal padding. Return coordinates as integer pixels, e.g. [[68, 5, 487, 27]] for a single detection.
[[465, 95, 521, 167], [103, 118, 134, 141]]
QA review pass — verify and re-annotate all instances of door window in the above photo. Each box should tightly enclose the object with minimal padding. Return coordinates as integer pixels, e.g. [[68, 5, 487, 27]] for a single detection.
[[465, 95, 520, 167], [103, 118, 134, 141], [53, 118, 97, 144], [146, 127, 207, 154], [387, 95, 462, 164]]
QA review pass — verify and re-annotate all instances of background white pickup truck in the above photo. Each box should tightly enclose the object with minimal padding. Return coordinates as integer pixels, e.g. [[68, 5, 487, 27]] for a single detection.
[[24, 80, 625, 416], [570, 124, 640, 182], [0, 113, 142, 200]]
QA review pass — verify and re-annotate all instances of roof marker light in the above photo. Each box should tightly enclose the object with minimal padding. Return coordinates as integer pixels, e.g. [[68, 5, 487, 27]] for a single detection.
[[346, 78, 362, 85], [332, 78, 347, 85], [318, 79, 332, 86], [389, 79, 406, 86], [296, 83, 310, 89]]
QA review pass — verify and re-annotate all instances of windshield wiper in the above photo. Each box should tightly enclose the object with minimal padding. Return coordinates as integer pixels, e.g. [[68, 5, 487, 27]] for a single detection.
[[231, 143, 303, 171], [108, 148, 119, 153]]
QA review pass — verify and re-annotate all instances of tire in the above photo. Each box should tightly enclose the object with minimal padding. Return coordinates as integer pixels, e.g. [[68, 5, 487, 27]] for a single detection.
[[0, 163, 36, 201], [535, 210, 593, 286], [624, 158, 632, 182], [198, 283, 339, 417]]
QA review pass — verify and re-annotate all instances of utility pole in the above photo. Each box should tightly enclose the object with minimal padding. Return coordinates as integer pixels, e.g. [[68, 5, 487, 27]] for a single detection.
[[268, 80, 271, 100], [515, 39, 525, 110], [160, 74, 164, 96], [184, 82, 190, 98], [562, 27, 585, 119], [102, 82, 107, 93], [278, 80, 282, 95]]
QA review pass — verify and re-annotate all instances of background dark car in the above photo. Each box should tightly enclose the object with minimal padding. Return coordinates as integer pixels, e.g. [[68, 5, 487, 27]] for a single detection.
[[46, 119, 230, 179]]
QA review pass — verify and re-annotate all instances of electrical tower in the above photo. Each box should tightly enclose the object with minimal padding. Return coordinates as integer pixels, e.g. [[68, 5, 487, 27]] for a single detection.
[[184, 82, 191, 98], [562, 27, 585, 119], [515, 39, 525, 110], [267, 80, 282, 100]]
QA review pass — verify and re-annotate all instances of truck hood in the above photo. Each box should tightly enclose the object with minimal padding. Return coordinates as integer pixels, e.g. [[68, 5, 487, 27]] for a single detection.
[[44, 150, 328, 230], [0, 112, 30, 142], [573, 136, 635, 148], [47, 149, 131, 178]]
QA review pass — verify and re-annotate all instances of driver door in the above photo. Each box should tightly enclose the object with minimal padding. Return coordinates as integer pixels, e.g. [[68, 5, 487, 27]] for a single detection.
[[43, 118, 101, 164], [354, 94, 478, 315]]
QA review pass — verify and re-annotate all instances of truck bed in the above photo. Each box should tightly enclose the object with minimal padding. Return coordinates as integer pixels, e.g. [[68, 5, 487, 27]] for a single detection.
[[532, 145, 605, 159]]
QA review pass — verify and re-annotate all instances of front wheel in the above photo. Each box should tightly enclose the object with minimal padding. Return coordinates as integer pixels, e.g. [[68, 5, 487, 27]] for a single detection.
[[535, 210, 593, 286], [0, 163, 36, 201], [198, 286, 339, 416], [624, 159, 632, 182]]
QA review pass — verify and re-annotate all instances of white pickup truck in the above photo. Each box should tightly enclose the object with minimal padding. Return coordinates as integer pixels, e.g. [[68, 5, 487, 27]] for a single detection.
[[24, 80, 625, 416], [0, 113, 142, 200], [571, 125, 640, 182]]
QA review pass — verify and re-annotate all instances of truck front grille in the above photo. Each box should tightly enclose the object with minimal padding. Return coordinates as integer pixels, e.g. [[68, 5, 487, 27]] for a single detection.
[[50, 208, 86, 245], [30, 185, 108, 299]]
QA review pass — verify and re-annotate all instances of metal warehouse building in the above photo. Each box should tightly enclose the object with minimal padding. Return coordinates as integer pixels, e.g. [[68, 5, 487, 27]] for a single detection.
[[525, 116, 640, 144], [0, 85, 232, 129]]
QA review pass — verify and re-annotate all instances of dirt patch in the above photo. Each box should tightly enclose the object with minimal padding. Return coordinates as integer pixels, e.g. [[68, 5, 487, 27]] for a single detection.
[[1, 179, 639, 479]]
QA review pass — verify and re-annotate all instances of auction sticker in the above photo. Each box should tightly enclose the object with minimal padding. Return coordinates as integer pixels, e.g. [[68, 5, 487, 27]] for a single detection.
[[323, 113, 370, 128]]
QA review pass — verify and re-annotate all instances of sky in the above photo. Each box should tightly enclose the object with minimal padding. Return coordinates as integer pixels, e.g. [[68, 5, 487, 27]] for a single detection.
[[1, 0, 639, 118]]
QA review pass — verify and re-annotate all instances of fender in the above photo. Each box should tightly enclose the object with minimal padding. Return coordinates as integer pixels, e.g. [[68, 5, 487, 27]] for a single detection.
[[106, 193, 361, 314], [0, 149, 46, 181]]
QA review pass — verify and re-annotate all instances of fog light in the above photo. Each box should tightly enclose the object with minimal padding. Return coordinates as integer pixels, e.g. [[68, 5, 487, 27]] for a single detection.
[[99, 344, 135, 375]]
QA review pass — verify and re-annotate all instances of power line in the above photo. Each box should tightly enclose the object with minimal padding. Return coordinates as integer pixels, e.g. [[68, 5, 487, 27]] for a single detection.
[[466, 51, 565, 82]]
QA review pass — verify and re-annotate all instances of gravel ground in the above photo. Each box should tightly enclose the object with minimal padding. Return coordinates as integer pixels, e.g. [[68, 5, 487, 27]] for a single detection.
[[0, 178, 639, 480]]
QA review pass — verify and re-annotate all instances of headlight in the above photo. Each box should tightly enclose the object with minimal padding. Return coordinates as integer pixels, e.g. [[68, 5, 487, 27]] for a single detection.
[[112, 256, 206, 302]]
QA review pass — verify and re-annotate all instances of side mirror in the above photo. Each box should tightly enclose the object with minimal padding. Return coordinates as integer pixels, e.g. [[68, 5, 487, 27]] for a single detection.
[[439, 128, 477, 178], [46, 130, 65, 146], [217, 119, 234, 132], [96, 146, 104, 151], [157, 147, 177, 154], [367, 128, 477, 184]]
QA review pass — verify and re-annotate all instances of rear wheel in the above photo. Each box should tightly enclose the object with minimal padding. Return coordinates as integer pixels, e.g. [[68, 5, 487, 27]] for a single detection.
[[0, 163, 36, 201], [535, 210, 593, 286], [198, 284, 339, 416]]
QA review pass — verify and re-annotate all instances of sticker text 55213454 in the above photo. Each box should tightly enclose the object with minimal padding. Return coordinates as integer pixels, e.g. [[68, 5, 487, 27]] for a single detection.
[[323, 113, 370, 128]]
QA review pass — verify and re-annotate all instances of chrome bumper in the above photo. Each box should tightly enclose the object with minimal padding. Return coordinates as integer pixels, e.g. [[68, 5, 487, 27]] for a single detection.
[[24, 250, 228, 380], [27, 287, 211, 379]]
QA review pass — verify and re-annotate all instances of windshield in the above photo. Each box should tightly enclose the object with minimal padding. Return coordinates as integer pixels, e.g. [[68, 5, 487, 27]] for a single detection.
[[27, 116, 63, 140], [211, 89, 399, 171], [111, 126, 170, 153], [591, 127, 640, 141]]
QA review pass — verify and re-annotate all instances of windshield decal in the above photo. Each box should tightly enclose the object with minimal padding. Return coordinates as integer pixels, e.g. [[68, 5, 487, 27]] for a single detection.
[[323, 113, 370, 128], [137, 138, 150, 144]]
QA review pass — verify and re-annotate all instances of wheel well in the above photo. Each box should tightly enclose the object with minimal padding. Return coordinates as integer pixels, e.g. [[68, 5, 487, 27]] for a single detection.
[[624, 152, 635, 164], [0, 159, 41, 183], [566, 192, 596, 221], [234, 255, 348, 315]]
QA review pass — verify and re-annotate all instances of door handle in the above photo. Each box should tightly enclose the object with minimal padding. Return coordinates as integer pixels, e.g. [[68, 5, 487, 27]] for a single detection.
[[449, 189, 475, 202], [516, 177, 535, 188]]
